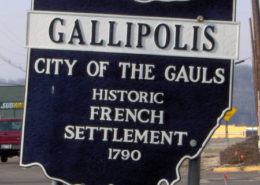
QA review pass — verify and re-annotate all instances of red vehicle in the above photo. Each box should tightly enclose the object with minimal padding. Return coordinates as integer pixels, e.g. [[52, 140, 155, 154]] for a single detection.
[[0, 118, 22, 162]]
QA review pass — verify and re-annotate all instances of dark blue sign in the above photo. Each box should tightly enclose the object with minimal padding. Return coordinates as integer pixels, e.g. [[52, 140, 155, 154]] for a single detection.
[[21, 0, 237, 185]]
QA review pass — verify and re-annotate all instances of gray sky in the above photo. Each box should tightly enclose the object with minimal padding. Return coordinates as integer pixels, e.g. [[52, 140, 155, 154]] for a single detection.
[[0, 0, 253, 81], [0, 0, 30, 82]]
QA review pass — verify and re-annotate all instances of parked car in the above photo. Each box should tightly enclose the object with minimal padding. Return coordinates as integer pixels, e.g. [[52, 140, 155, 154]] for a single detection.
[[0, 118, 22, 162]]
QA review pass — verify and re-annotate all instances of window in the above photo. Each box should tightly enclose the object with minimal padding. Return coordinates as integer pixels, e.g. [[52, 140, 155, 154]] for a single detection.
[[0, 121, 22, 131]]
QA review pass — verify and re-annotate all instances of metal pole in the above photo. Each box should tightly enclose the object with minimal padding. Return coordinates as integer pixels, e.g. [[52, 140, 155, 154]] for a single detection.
[[188, 156, 201, 185], [225, 120, 230, 146], [225, 120, 228, 139]]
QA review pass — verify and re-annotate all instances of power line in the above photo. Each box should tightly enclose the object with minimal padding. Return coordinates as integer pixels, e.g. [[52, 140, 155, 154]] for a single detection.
[[0, 53, 25, 72], [0, 45, 26, 57], [235, 57, 251, 65], [0, 18, 25, 46]]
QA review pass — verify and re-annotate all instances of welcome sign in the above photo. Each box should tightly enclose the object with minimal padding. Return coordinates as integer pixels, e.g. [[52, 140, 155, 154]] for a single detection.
[[21, 0, 239, 185]]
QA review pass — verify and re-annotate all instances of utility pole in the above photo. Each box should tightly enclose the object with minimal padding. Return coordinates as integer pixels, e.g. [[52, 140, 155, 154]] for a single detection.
[[251, 0, 260, 151]]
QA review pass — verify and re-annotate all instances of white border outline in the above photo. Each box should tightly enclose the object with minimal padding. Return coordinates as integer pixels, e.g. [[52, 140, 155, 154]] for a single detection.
[[20, 0, 237, 185], [134, 0, 191, 3]]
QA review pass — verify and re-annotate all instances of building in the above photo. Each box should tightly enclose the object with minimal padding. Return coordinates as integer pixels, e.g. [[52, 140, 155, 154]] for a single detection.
[[0, 86, 25, 119]]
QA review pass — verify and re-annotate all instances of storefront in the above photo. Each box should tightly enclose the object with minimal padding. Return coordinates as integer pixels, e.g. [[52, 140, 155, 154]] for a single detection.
[[0, 86, 24, 119]]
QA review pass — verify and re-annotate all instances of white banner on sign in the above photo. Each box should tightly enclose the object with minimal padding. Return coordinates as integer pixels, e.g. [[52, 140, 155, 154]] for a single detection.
[[26, 11, 239, 60]]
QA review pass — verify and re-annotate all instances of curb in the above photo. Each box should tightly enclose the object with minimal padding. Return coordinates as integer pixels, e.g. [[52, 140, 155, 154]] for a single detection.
[[213, 166, 260, 172]]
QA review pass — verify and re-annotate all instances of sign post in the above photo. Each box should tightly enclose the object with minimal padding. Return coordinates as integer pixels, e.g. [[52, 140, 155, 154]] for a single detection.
[[21, 1, 239, 185], [224, 107, 237, 139], [188, 156, 201, 185]]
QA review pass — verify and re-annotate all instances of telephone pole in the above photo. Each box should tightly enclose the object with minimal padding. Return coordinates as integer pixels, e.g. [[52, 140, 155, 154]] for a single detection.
[[251, 0, 260, 151]]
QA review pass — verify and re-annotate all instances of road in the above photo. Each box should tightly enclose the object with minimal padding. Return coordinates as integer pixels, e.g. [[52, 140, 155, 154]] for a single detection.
[[178, 170, 260, 185], [0, 157, 49, 185], [1, 157, 260, 185]]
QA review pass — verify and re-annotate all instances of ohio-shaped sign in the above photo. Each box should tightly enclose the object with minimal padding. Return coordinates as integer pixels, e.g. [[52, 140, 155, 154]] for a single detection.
[[21, 0, 239, 185]]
